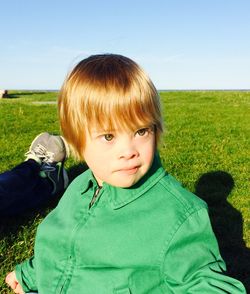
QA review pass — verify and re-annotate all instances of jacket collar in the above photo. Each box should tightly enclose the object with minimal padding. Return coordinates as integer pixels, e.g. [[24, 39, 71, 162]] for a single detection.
[[80, 153, 166, 210]]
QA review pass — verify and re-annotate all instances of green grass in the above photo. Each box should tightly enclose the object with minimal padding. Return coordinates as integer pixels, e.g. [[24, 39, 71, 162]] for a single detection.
[[0, 90, 249, 292]]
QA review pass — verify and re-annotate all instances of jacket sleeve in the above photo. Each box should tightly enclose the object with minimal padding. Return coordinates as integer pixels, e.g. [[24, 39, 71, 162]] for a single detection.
[[15, 256, 37, 292], [162, 207, 246, 293]]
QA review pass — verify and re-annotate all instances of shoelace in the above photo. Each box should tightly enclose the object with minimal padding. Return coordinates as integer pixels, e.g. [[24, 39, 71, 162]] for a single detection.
[[43, 150, 55, 164], [40, 163, 56, 172], [26, 144, 55, 163]]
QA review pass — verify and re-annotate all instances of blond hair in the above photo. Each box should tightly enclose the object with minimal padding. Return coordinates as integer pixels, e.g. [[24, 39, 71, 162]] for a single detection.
[[58, 54, 163, 160]]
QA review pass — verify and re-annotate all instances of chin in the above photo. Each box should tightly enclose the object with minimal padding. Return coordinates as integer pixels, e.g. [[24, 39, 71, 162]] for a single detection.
[[113, 177, 141, 188]]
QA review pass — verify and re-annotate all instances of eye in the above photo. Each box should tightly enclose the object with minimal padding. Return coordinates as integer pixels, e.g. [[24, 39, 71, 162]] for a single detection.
[[136, 128, 149, 136], [104, 134, 114, 141]]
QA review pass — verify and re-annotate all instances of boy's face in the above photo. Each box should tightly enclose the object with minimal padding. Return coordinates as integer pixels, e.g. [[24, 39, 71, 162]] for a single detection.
[[83, 124, 156, 188]]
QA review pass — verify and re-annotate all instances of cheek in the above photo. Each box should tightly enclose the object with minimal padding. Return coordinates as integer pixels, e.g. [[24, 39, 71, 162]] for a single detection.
[[147, 148, 155, 164], [87, 149, 110, 172], [83, 145, 99, 169], [141, 141, 155, 163]]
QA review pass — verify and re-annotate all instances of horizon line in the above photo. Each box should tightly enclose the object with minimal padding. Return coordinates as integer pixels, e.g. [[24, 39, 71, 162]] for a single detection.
[[3, 88, 250, 92]]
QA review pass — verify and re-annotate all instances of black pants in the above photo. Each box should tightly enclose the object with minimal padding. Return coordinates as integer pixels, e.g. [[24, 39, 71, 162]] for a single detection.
[[0, 160, 52, 216]]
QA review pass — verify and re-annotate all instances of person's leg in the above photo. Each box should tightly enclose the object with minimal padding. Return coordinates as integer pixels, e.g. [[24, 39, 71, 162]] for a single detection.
[[0, 160, 53, 216], [0, 133, 69, 216]]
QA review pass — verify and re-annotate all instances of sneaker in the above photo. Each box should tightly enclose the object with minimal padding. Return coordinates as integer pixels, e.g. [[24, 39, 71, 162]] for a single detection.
[[25, 132, 69, 164], [40, 162, 69, 195]]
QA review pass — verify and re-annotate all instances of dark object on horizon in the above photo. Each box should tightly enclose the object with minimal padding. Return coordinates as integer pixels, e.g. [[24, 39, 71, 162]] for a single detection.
[[0, 89, 8, 98]]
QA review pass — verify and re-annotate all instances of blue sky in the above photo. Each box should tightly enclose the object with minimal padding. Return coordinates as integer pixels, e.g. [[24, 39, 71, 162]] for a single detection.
[[0, 0, 250, 90]]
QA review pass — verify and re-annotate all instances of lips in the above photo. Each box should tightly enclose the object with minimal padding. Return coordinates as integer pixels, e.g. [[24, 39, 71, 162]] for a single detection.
[[117, 166, 140, 175]]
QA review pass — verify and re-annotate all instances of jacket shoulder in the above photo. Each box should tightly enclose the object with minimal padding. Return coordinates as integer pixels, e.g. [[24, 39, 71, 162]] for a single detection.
[[157, 173, 207, 215], [66, 168, 92, 192]]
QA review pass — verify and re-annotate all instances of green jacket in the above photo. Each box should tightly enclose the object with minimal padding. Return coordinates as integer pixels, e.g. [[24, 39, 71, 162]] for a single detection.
[[15, 155, 246, 293]]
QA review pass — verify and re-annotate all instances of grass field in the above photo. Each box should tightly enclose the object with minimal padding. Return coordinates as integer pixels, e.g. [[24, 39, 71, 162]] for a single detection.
[[0, 90, 249, 292]]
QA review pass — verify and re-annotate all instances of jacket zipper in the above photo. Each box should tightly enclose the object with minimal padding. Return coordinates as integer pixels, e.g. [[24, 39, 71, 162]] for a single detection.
[[58, 187, 102, 292], [89, 186, 102, 209], [59, 188, 102, 292]]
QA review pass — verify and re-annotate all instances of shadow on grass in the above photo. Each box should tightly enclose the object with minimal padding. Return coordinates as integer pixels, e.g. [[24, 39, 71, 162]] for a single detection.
[[2, 94, 20, 99], [4, 92, 49, 99], [0, 162, 89, 238], [194, 171, 250, 292]]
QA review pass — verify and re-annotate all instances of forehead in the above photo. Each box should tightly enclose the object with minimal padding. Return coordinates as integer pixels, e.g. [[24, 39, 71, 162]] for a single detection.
[[85, 101, 155, 132]]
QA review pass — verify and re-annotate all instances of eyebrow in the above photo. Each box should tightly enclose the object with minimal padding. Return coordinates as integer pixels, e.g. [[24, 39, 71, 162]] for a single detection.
[[136, 124, 155, 130], [91, 123, 155, 135], [92, 129, 117, 134]]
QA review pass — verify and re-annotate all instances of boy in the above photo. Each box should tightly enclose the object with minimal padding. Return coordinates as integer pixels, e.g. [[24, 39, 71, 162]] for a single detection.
[[6, 54, 246, 293]]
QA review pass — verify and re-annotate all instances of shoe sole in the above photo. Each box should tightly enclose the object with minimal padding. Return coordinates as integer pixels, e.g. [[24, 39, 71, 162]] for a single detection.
[[29, 132, 70, 162]]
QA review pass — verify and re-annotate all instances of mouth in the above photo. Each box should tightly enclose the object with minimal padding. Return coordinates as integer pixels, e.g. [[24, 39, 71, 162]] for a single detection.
[[117, 166, 140, 175]]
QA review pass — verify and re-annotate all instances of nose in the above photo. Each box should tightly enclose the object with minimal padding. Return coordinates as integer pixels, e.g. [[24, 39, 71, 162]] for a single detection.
[[118, 141, 139, 160]]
